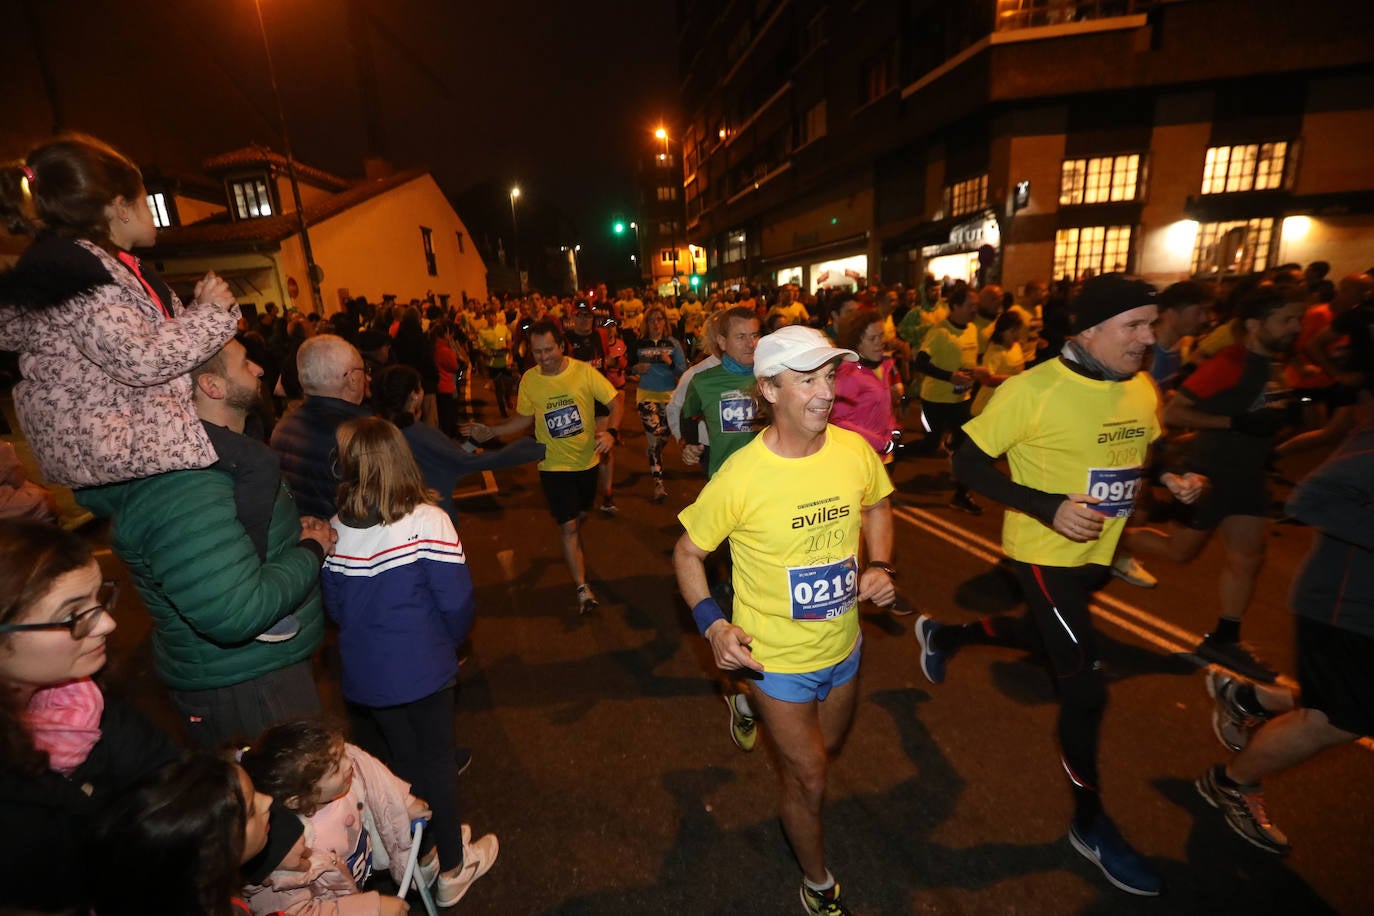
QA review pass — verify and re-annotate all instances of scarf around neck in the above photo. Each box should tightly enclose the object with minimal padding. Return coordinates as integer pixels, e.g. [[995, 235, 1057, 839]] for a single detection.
[[27, 677, 104, 775]]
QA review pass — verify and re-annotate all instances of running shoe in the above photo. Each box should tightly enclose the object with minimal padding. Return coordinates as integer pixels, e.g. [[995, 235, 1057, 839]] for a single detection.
[[1068, 814, 1163, 896], [1196, 633, 1277, 683], [599, 496, 619, 516], [653, 481, 668, 504], [800, 880, 852, 915], [1204, 667, 1273, 751], [577, 584, 599, 615], [1196, 764, 1290, 854], [948, 492, 982, 516], [914, 615, 946, 685], [725, 693, 757, 752], [1110, 554, 1157, 588], [254, 613, 301, 643], [886, 593, 916, 616]]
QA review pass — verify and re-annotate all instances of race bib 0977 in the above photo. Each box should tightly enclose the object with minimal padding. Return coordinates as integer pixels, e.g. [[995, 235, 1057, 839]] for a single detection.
[[1086, 466, 1142, 518]]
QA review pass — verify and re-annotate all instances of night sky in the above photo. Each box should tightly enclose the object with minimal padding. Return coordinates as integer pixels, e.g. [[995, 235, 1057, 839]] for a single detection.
[[3, 0, 679, 270]]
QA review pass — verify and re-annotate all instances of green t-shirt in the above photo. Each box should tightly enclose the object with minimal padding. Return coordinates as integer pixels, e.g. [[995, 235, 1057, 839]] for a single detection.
[[680, 364, 763, 478]]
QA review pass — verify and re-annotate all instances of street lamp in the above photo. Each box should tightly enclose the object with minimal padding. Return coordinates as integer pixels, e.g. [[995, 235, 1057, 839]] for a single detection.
[[253, 0, 324, 315], [654, 126, 680, 295], [509, 186, 521, 289]]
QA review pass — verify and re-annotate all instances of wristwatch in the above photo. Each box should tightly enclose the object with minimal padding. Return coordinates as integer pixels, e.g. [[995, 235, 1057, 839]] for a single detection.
[[866, 561, 897, 577]]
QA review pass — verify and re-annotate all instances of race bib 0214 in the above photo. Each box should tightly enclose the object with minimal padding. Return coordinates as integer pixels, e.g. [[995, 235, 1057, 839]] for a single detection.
[[544, 403, 584, 439], [1086, 466, 1142, 518], [786, 556, 858, 621]]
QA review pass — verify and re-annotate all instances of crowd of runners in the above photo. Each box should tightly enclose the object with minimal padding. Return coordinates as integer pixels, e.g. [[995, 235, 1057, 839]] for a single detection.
[[1, 133, 1371, 914]]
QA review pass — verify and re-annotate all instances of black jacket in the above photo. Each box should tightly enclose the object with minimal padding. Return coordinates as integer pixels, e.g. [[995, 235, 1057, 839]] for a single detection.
[[0, 696, 180, 912]]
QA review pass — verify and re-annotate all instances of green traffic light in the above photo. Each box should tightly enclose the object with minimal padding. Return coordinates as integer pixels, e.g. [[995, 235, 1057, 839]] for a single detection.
[[613, 222, 625, 234], [690, 275, 700, 287]]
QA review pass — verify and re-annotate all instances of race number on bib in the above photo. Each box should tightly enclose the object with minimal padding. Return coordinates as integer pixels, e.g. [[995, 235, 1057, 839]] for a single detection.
[[786, 556, 858, 621], [719, 392, 755, 433], [544, 404, 584, 439], [1086, 467, 1142, 518]]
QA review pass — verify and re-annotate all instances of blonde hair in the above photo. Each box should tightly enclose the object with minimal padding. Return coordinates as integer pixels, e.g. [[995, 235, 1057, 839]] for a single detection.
[[334, 417, 434, 524]]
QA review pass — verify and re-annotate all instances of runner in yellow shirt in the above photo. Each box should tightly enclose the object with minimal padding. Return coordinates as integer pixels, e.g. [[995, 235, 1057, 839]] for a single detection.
[[675, 325, 896, 916], [913, 275, 1207, 898], [463, 320, 622, 614]]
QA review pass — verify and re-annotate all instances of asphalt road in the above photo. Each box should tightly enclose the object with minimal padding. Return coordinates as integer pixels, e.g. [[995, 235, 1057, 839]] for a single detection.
[[89, 380, 1372, 915]]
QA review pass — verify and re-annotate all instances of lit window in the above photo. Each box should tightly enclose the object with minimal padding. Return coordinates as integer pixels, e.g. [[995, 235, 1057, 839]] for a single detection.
[[861, 47, 895, 103], [657, 186, 678, 202], [229, 178, 274, 220], [945, 174, 988, 218], [658, 220, 678, 235], [661, 250, 678, 263], [1060, 154, 1141, 205], [1201, 142, 1288, 194], [421, 226, 437, 276], [1053, 225, 1133, 282], [1191, 218, 1274, 275], [146, 193, 172, 228]]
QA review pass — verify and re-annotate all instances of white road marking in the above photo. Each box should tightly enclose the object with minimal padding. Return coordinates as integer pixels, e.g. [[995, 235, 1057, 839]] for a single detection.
[[891, 501, 1374, 752]]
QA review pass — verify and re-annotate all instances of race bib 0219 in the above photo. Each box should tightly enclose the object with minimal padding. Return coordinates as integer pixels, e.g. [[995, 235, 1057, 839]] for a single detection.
[[1086, 466, 1142, 518], [786, 556, 858, 621]]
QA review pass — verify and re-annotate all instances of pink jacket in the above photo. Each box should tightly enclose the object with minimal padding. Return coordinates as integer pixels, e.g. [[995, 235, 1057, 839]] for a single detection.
[[0, 239, 237, 488], [831, 358, 898, 455], [240, 744, 421, 915]]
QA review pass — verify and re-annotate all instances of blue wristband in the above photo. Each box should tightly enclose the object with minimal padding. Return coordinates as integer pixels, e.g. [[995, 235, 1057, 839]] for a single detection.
[[692, 597, 726, 636]]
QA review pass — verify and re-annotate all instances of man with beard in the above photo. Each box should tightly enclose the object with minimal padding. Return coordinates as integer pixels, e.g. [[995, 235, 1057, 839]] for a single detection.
[[81, 337, 333, 746], [1124, 281, 1305, 682], [915, 274, 1207, 897]]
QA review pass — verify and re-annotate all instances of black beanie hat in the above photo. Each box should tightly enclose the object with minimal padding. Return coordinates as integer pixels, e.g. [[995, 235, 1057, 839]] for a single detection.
[[241, 803, 306, 885], [1071, 273, 1158, 333]]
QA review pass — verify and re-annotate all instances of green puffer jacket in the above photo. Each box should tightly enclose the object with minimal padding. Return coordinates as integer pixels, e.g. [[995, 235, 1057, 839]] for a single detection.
[[80, 468, 324, 690]]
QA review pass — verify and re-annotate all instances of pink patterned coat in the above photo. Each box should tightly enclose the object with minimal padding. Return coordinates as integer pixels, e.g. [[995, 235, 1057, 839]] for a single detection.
[[0, 239, 238, 488]]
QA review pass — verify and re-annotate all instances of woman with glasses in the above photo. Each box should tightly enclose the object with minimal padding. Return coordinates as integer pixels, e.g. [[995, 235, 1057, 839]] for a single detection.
[[0, 519, 180, 911]]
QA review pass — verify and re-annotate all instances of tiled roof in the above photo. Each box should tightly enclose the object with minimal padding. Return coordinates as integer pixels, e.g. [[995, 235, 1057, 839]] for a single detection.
[[201, 145, 351, 192], [150, 168, 430, 252]]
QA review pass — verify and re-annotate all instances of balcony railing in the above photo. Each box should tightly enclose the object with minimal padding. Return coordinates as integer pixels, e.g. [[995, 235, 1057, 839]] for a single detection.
[[995, 0, 1163, 32]]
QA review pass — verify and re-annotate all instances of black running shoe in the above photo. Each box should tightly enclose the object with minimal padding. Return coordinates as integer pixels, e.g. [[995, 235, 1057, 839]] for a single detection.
[[1196, 634, 1277, 683]]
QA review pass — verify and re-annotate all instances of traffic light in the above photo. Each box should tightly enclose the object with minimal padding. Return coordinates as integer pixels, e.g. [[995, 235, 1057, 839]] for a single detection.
[[689, 275, 700, 288], [613, 221, 625, 235]]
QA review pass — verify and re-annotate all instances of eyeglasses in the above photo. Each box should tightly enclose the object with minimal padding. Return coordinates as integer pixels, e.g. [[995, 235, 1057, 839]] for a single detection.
[[344, 366, 372, 380], [0, 580, 119, 640]]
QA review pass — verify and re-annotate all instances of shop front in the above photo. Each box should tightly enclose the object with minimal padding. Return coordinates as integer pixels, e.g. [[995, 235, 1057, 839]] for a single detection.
[[921, 210, 1001, 286], [809, 254, 869, 292]]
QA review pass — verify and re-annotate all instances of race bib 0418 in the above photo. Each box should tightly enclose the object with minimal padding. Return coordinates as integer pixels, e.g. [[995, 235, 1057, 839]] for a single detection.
[[1086, 466, 1142, 518], [544, 403, 584, 439], [719, 392, 755, 434], [786, 556, 858, 621]]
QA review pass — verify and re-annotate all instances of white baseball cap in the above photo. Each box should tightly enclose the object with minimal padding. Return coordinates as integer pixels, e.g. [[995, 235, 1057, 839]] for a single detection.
[[753, 325, 858, 379]]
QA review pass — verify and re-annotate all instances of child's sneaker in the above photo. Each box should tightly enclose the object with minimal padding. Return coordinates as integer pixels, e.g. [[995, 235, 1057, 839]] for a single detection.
[[254, 614, 300, 643], [434, 829, 499, 907]]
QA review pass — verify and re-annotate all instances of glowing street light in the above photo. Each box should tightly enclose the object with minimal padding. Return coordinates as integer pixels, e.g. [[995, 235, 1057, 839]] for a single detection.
[[509, 186, 522, 286], [654, 127, 667, 140]]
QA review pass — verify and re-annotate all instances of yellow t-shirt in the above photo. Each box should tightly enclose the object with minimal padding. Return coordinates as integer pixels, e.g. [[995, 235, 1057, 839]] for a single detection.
[[1196, 321, 1237, 358], [678, 426, 894, 673], [973, 313, 996, 357], [919, 319, 979, 404], [971, 341, 1025, 417], [517, 358, 618, 472], [963, 359, 1160, 567]]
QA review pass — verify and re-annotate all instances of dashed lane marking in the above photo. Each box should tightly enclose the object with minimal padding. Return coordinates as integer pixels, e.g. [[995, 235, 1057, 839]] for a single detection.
[[890, 500, 1374, 753]]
